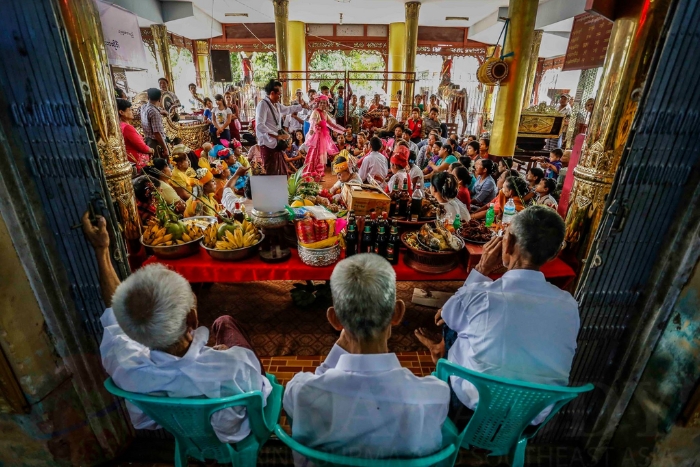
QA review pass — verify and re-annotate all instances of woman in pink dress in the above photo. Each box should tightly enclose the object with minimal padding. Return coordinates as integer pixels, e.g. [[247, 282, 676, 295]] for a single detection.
[[304, 95, 345, 182]]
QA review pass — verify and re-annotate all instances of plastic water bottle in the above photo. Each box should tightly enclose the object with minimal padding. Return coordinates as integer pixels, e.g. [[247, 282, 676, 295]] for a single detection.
[[502, 198, 516, 225], [485, 203, 495, 227]]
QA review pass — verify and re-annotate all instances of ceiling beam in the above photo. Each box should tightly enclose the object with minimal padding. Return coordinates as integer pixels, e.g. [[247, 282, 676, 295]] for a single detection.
[[535, 0, 586, 29]]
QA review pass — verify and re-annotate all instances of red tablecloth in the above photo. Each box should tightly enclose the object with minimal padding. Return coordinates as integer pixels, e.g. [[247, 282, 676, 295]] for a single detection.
[[144, 248, 576, 288]]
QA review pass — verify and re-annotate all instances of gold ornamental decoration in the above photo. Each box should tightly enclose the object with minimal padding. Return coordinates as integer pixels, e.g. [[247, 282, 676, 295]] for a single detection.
[[131, 92, 210, 149], [477, 57, 509, 86]]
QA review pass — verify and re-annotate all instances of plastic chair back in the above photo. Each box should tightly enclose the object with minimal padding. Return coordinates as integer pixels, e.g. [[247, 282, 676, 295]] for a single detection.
[[104, 374, 282, 467], [435, 359, 593, 464], [274, 420, 462, 467]]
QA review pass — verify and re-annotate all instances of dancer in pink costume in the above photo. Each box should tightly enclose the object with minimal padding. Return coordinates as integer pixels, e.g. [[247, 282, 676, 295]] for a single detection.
[[304, 95, 345, 182]]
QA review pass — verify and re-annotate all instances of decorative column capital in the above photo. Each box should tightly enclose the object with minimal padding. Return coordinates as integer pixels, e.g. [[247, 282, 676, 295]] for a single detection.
[[405, 1, 421, 17], [195, 40, 209, 56]]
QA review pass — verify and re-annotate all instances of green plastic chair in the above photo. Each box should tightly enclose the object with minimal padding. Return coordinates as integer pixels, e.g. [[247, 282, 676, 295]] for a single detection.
[[435, 359, 594, 467], [104, 374, 283, 467], [274, 420, 463, 467]]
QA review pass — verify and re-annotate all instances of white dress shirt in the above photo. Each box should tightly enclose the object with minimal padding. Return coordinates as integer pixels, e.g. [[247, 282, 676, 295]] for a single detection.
[[442, 269, 579, 424], [100, 308, 272, 443], [357, 151, 388, 183], [284, 345, 450, 462], [255, 97, 302, 149]]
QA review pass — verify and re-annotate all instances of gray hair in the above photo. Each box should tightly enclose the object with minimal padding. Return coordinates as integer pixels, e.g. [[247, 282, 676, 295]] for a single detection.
[[111, 264, 194, 350], [330, 253, 396, 341], [509, 205, 565, 266]]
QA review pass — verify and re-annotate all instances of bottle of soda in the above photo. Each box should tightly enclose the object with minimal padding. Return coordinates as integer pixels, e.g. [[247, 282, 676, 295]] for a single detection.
[[410, 182, 424, 221], [345, 217, 358, 257], [502, 198, 517, 225], [388, 180, 400, 217], [453, 214, 461, 231], [380, 211, 389, 233], [485, 203, 495, 227], [362, 220, 373, 253], [385, 219, 400, 265], [398, 179, 410, 217], [233, 202, 245, 223], [374, 224, 388, 258], [369, 211, 378, 245]]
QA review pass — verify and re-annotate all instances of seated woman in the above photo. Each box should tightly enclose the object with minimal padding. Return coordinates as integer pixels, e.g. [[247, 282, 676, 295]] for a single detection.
[[470, 159, 498, 208], [430, 171, 470, 223], [423, 143, 458, 181], [495, 157, 514, 181], [143, 160, 186, 210], [184, 168, 223, 217], [534, 178, 559, 210], [210, 161, 231, 203], [524, 167, 544, 205], [170, 148, 198, 201], [329, 155, 362, 199], [452, 165, 472, 208], [471, 175, 528, 220], [117, 98, 153, 173], [133, 175, 158, 223]]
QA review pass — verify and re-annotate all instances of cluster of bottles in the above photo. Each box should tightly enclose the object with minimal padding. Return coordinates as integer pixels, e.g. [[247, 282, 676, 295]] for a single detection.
[[482, 198, 516, 229], [388, 179, 424, 222], [345, 210, 400, 264]]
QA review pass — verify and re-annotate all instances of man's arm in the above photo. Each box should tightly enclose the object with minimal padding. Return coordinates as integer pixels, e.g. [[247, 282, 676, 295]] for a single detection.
[[82, 212, 120, 307]]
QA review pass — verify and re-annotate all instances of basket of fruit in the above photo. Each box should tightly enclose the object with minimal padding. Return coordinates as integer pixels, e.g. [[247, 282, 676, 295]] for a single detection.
[[200, 219, 264, 261], [295, 213, 343, 267], [400, 222, 465, 274]]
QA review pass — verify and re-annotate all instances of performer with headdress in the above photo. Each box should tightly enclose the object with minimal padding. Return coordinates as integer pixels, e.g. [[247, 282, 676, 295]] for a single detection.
[[303, 95, 346, 182]]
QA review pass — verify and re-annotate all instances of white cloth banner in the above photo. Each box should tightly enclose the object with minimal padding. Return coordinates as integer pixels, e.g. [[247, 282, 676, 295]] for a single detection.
[[96, 0, 148, 70]]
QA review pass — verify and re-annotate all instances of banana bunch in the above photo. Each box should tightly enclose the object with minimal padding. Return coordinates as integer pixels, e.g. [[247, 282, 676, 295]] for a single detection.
[[142, 220, 204, 246], [180, 222, 204, 243], [300, 235, 339, 249], [204, 220, 260, 250]]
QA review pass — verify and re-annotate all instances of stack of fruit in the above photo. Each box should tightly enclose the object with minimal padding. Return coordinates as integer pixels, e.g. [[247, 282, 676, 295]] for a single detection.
[[202, 219, 261, 250], [142, 219, 204, 246]]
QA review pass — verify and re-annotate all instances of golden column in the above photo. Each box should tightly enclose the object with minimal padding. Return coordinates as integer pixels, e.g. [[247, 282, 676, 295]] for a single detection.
[[565, 0, 673, 262], [403, 1, 421, 119], [194, 40, 212, 99], [288, 21, 306, 97], [490, 0, 539, 156], [151, 24, 174, 89], [521, 29, 543, 110], [388, 22, 406, 112], [273, 0, 290, 104], [58, 0, 140, 243]]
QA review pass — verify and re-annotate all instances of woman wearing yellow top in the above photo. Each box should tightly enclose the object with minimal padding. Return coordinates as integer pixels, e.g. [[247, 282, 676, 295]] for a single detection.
[[184, 168, 222, 217], [144, 158, 185, 205], [170, 148, 197, 201]]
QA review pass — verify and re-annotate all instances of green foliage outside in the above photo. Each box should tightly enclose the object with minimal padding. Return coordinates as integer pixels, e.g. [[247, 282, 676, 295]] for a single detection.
[[251, 52, 278, 86], [309, 50, 386, 97], [229, 52, 243, 84]]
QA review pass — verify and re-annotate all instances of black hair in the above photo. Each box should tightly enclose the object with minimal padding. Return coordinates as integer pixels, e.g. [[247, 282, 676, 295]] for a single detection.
[[450, 162, 463, 170], [320, 85, 330, 91], [171, 137, 182, 145], [402, 128, 412, 136], [214, 93, 224, 102], [480, 159, 496, 176], [480, 137, 490, 147], [264, 79, 283, 95], [505, 176, 528, 198], [498, 157, 514, 172], [394, 123, 404, 131], [541, 178, 556, 194], [448, 138, 458, 149], [203, 97, 212, 105], [133, 176, 159, 203], [432, 171, 458, 200], [151, 158, 170, 172], [467, 140, 480, 153], [528, 167, 545, 184], [158, 77, 168, 83], [334, 155, 348, 165], [147, 88, 162, 101], [116, 98, 132, 112], [188, 83, 196, 88], [308, 88, 316, 94], [244, 177, 252, 200], [412, 107, 421, 113], [430, 107, 439, 114], [408, 151, 417, 164], [453, 166, 472, 188], [458, 156, 472, 171], [468, 134, 477, 140], [550, 148, 564, 158], [115, 88, 127, 99], [370, 136, 383, 152], [433, 141, 443, 149]]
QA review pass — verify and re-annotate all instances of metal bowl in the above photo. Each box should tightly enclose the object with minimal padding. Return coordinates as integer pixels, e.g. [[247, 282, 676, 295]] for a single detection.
[[141, 236, 202, 260], [182, 216, 218, 229], [200, 234, 265, 261], [249, 208, 289, 228], [298, 242, 341, 267]]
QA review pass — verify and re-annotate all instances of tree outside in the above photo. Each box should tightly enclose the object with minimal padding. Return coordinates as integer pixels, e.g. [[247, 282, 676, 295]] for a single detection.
[[250, 52, 278, 86], [309, 50, 386, 98]]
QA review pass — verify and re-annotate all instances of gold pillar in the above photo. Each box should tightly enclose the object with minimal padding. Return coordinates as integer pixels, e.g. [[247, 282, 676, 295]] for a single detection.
[[273, 0, 290, 104], [195, 40, 212, 98], [388, 22, 406, 112], [565, 0, 673, 263], [151, 24, 174, 89], [565, 67, 599, 148], [522, 29, 543, 110], [288, 21, 306, 97], [58, 0, 140, 242], [490, 0, 539, 156], [403, 2, 421, 120]]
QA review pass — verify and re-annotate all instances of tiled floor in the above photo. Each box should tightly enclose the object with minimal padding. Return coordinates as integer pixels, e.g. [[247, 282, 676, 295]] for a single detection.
[[261, 350, 437, 385]]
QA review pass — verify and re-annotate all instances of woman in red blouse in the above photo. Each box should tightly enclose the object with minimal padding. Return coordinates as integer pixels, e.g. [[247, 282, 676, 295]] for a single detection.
[[118, 98, 153, 173]]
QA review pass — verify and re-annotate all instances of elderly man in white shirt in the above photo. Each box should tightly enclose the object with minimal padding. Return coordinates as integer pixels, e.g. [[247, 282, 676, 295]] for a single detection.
[[255, 79, 307, 175], [81, 212, 270, 443], [357, 135, 388, 184], [416, 206, 579, 426], [284, 253, 450, 461]]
